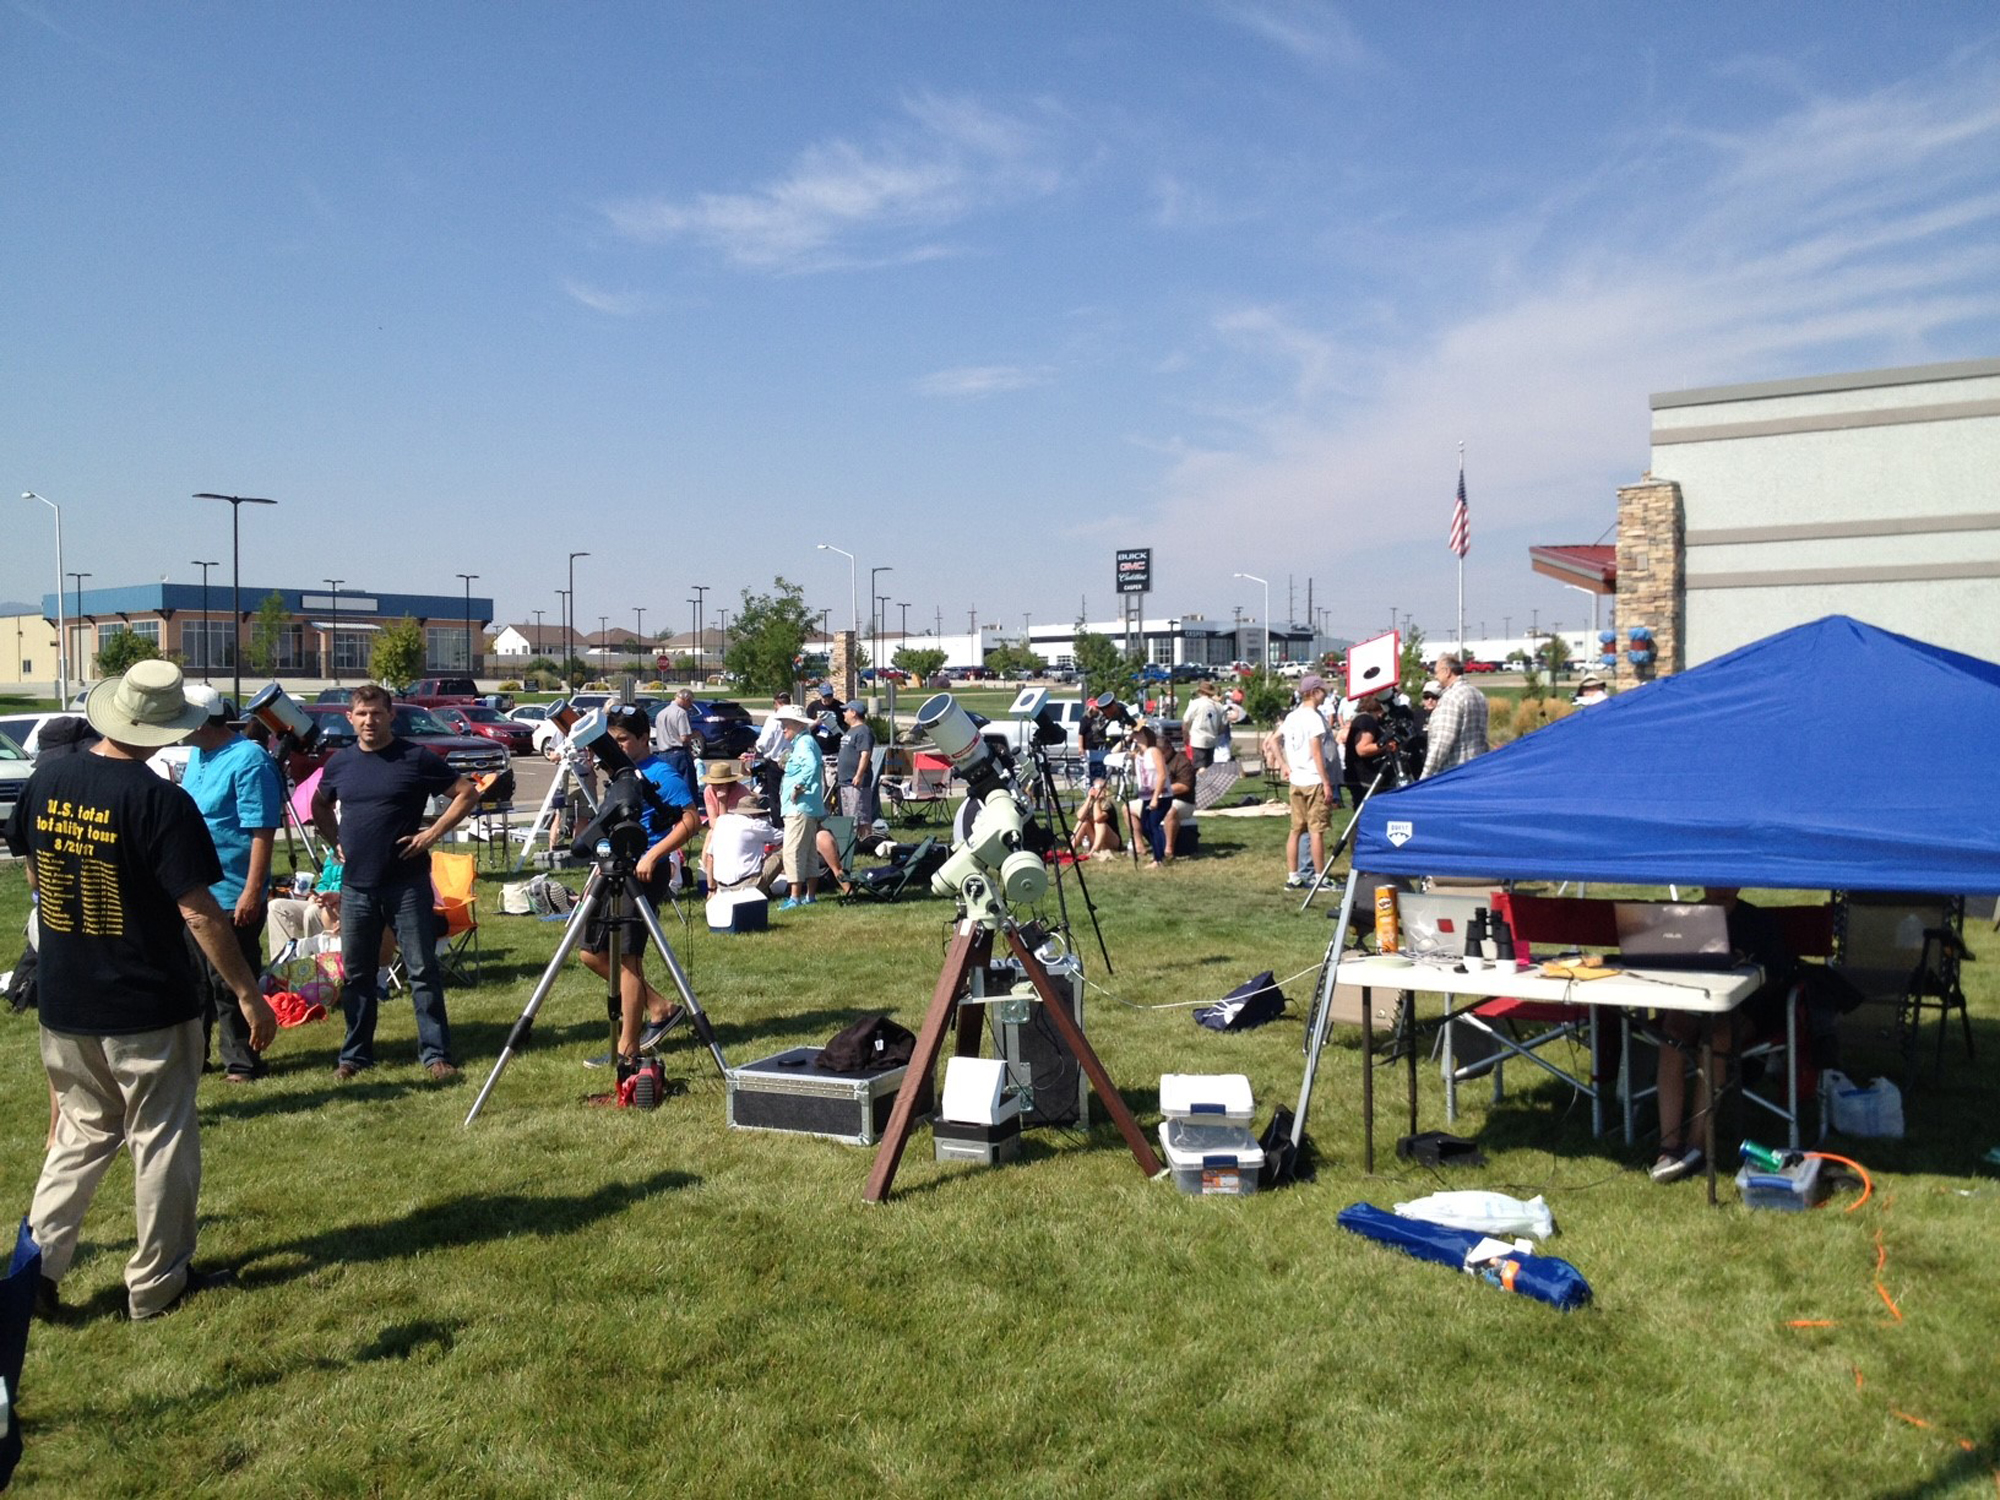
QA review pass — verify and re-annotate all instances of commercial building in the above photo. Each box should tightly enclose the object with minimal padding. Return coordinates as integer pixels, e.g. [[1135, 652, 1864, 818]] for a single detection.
[[29, 581, 494, 693], [1610, 357, 2000, 680]]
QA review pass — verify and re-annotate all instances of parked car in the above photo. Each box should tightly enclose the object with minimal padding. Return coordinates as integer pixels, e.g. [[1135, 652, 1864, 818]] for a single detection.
[[1463, 659, 1502, 673], [315, 688, 356, 704], [690, 699, 757, 758], [434, 704, 536, 755], [0, 731, 32, 820], [0, 712, 71, 760], [300, 703, 514, 803]]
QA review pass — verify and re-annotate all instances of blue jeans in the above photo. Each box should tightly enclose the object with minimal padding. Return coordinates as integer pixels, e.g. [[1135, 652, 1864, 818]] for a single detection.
[[340, 875, 452, 1069]]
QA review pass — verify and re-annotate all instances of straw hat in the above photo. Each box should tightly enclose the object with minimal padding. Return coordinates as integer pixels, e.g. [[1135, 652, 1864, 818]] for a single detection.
[[773, 705, 816, 729], [85, 661, 207, 747], [701, 760, 745, 784]]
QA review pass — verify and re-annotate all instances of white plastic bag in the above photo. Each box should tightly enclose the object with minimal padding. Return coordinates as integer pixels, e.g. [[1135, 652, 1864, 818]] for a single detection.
[[1821, 1070, 1905, 1139], [1392, 1190, 1555, 1241]]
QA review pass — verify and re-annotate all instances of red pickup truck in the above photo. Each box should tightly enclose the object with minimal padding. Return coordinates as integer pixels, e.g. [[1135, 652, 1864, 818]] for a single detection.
[[399, 677, 491, 710]]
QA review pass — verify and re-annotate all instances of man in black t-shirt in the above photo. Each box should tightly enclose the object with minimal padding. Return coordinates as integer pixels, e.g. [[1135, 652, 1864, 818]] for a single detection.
[[7, 661, 276, 1321], [311, 683, 482, 1081]]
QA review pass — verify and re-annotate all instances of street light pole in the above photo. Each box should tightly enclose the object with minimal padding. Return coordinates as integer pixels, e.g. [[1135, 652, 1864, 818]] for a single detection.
[[533, 608, 545, 660], [323, 578, 344, 684], [567, 552, 589, 689], [194, 492, 279, 712], [816, 544, 858, 640], [191, 559, 218, 683], [555, 591, 569, 687], [1233, 572, 1269, 674], [22, 493, 66, 702], [868, 565, 892, 686], [633, 605, 646, 661], [456, 572, 479, 679], [691, 585, 709, 678]]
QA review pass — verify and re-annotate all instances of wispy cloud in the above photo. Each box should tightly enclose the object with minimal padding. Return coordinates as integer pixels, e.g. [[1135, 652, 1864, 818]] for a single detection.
[[561, 279, 649, 317], [1210, 0, 1376, 71], [913, 364, 1056, 399], [1141, 54, 2000, 605], [604, 92, 1066, 274]]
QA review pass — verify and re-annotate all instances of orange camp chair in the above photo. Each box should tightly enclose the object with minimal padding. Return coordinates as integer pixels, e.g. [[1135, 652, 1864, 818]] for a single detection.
[[430, 850, 481, 986]]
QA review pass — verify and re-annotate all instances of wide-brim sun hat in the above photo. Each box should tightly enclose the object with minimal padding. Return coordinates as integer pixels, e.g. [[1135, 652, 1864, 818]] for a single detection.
[[702, 760, 745, 784], [774, 706, 816, 729], [86, 660, 208, 747]]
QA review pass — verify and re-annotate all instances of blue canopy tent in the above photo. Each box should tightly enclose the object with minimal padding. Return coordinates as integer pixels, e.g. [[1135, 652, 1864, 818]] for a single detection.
[[1352, 615, 2000, 895]]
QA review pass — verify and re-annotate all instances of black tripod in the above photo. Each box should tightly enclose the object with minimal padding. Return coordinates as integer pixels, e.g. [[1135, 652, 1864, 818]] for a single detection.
[[464, 850, 727, 1125], [1022, 739, 1113, 976]]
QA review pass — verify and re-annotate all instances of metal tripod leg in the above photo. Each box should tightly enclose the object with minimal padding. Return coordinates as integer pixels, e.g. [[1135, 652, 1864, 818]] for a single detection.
[[1300, 763, 1391, 913], [464, 868, 609, 1125], [1292, 869, 1363, 1151], [624, 872, 729, 1080]]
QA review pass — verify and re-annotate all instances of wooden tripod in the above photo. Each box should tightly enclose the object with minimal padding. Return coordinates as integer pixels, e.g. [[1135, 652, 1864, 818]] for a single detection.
[[863, 921, 1162, 1203]]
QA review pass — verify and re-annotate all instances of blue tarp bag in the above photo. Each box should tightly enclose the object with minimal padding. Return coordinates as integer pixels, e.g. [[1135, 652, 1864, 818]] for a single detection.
[[2, 1218, 40, 1487], [1337, 1202, 1592, 1311]]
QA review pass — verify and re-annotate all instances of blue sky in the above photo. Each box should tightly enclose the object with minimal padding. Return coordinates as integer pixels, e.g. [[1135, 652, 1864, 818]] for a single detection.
[[7, 2, 1998, 648]]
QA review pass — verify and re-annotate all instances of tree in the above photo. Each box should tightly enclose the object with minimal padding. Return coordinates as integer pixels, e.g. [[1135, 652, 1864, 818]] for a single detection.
[[244, 591, 291, 675], [1240, 671, 1291, 726], [1539, 633, 1572, 680], [371, 616, 426, 690], [524, 655, 559, 690], [1399, 626, 1427, 697], [725, 577, 816, 697], [984, 643, 1046, 679], [894, 645, 946, 683], [94, 627, 161, 675], [1072, 628, 1139, 702]]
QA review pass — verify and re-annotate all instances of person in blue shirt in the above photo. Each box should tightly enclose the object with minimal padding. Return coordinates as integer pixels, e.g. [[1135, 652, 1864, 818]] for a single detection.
[[181, 686, 285, 1081], [579, 705, 700, 1082], [774, 704, 828, 909]]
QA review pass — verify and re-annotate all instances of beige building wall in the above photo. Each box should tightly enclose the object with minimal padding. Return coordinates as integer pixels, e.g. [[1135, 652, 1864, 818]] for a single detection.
[[0, 612, 62, 697], [1648, 358, 2000, 666]]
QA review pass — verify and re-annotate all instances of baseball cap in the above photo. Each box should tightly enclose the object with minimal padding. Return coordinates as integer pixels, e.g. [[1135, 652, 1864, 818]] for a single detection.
[[1422, 680, 1442, 698]]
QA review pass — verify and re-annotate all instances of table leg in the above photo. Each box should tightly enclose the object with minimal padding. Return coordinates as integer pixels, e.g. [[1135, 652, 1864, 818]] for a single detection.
[[1403, 991, 1419, 1140], [1700, 1020, 1718, 1207], [1361, 985, 1376, 1174]]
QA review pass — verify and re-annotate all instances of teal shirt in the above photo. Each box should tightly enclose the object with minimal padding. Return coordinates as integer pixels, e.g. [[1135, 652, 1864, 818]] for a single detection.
[[780, 734, 827, 819], [183, 734, 284, 906]]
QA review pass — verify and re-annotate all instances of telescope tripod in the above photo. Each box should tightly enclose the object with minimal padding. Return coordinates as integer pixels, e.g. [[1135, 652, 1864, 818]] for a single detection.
[[862, 918, 1161, 1203], [464, 858, 727, 1125], [1298, 755, 1405, 913]]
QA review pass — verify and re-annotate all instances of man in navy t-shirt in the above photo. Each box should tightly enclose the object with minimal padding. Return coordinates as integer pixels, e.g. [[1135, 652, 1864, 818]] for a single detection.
[[311, 683, 483, 1081]]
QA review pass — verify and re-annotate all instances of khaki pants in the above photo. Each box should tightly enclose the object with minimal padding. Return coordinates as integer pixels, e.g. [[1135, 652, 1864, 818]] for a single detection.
[[32, 1019, 204, 1319], [782, 815, 823, 884]]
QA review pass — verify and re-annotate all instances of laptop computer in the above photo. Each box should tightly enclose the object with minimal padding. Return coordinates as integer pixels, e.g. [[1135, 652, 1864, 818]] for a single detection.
[[1613, 902, 1734, 969], [1396, 892, 1487, 960]]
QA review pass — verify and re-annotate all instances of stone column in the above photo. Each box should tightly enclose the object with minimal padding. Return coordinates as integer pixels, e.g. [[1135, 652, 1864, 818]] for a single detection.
[[829, 630, 860, 701], [1614, 474, 1684, 686]]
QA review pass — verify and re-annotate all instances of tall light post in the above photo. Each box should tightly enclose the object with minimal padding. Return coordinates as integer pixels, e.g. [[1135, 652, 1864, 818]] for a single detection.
[[686, 597, 699, 677], [456, 572, 479, 678], [633, 605, 647, 660], [598, 615, 609, 674], [191, 559, 218, 683], [22, 493, 66, 702], [194, 492, 279, 712], [66, 573, 91, 689], [555, 591, 570, 687], [323, 578, 345, 683], [691, 584, 709, 676], [816, 544, 858, 639], [566, 551, 589, 689], [533, 608, 545, 660], [715, 608, 729, 671], [1233, 572, 1269, 673], [868, 565, 892, 685]]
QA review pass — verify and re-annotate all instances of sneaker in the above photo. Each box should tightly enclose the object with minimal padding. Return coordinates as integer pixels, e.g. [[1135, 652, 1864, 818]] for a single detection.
[[133, 1264, 238, 1320], [34, 1275, 62, 1322], [1284, 874, 1309, 890], [1649, 1147, 1703, 1184], [638, 1009, 684, 1052], [779, 897, 805, 911], [426, 1061, 461, 1082]]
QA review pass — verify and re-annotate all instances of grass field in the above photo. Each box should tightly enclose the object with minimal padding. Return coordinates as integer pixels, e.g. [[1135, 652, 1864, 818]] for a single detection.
[[3, 801, 1998, 1497]]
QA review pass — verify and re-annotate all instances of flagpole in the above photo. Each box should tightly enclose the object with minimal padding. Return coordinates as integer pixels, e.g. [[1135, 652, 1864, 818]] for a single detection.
[[1456, 443, 1466, 656]]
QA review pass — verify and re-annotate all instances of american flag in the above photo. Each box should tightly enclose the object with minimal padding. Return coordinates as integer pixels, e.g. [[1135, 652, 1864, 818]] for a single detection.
[[1448, 461, 1469, 559]]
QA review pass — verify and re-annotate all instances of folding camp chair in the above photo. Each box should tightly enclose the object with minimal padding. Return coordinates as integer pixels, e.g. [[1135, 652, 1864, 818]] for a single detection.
[[430, 851, 481, 986], [1442, 892, 1608, 1137], [845, 837, 945, 902], [1834, 890, 1974, 1085], [881, 752, 957, 825]]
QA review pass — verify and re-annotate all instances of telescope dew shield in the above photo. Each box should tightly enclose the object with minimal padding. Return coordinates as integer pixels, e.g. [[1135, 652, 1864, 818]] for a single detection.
[[915, 693, 982, 769], [246, 682, 319, 751]]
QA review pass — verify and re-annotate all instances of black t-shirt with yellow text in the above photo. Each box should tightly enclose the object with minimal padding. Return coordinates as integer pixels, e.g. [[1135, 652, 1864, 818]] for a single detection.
[[5, 751, 220, 1035]]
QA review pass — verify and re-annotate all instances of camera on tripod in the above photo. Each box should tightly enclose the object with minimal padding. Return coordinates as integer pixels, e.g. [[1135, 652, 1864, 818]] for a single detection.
[[563, 708, 668, 869]]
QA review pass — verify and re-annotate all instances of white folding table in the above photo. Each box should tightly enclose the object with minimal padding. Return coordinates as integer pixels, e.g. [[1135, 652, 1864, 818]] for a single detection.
[[1326, 954, 1765, 1205]]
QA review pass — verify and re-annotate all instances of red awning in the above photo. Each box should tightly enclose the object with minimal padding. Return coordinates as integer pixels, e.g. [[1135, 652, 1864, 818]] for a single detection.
[[1528, 544, 1615, 594]]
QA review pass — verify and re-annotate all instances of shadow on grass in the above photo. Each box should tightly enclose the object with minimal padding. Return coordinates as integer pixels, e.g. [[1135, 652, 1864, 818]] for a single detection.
[[238, 1169, 696, 1288], [1874, 1421, 2000, 1498]]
